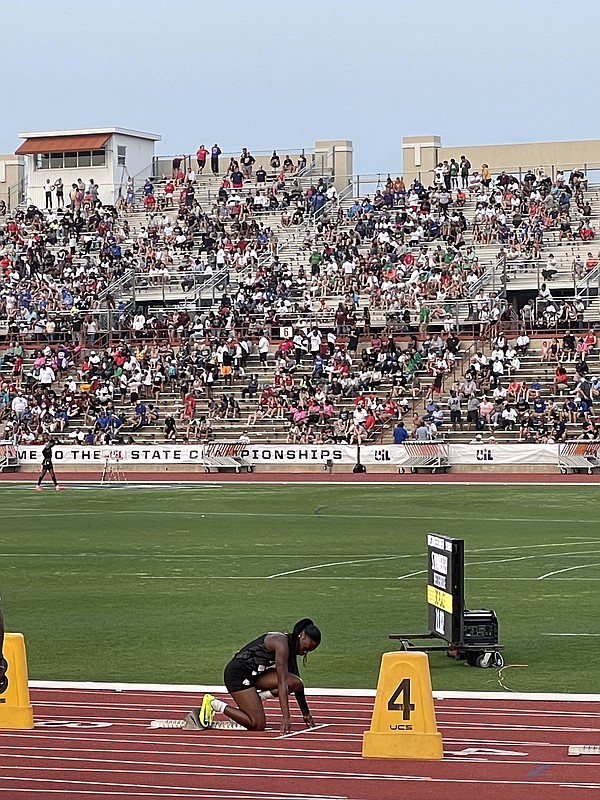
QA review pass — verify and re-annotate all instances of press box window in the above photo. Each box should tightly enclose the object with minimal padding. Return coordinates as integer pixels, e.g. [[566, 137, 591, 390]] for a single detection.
[[91, 149, 106, 167], [36, 153, 50, 170], [117, 146, 126, 166]]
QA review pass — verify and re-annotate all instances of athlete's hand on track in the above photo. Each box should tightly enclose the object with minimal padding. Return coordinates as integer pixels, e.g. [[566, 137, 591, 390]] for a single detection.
[[302, 712, 315, 728], [280, 715, 292, 735]]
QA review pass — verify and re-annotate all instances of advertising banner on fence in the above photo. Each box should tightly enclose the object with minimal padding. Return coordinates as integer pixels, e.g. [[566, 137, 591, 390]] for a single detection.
[[16, 442, 560, 467]]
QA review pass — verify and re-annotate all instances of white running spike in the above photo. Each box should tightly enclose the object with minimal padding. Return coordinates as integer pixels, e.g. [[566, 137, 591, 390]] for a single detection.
[[568, 744, 600, 756], [150, 718, 246, 731], [149, 718, 187, 729], [211, 720, 246, 730]]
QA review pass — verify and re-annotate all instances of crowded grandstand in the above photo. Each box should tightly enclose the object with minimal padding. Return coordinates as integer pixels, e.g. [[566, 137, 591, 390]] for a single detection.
[[1, 142, 599, 455]]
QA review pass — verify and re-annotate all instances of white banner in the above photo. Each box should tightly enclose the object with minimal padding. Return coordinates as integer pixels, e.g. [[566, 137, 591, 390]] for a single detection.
[[450, 443, 558, 465], [17, 442, 560, 466]]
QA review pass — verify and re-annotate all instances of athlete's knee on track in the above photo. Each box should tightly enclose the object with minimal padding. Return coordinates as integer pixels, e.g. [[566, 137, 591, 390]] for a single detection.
[[247, 718, 267, 731]]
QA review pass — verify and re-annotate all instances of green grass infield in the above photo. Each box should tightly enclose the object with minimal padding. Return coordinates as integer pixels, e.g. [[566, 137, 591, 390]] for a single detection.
[[1, 483, 599, 694]]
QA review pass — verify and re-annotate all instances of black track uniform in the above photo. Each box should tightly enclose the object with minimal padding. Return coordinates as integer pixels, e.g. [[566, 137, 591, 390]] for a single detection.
[[224, 631, 309, 714]]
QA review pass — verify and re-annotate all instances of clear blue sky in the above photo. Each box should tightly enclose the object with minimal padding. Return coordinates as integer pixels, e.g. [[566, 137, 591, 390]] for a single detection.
[[3, 0, 599, 175]]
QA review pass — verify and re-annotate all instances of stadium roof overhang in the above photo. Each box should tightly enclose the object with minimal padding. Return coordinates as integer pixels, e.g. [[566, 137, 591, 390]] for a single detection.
[[15, 134, 111, 155]]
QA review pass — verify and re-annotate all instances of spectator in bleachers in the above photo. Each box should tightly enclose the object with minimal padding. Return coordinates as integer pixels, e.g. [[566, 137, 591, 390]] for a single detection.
[[196, 145, 209, 173]]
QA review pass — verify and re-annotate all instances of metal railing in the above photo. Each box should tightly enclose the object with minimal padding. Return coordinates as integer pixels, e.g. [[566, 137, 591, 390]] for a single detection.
[[152, 148, 318, 180], [352, 172, 404, 199], [467, 254, 600, 299], [403, 163, 600, 187], [532, 295, 599, 332], [6, 177, 27, 210], [123, 161, 157, 195]]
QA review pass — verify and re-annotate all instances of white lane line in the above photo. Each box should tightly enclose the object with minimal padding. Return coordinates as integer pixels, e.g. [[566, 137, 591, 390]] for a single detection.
[[399, 552, 600, 580], [277, 724, 331, 738], [26, 683, 600, 701], [0, 743, 358, 759], [1, 731, 359, 754], [5, 539, 599, 560], [107, 575, 600, 582], [0, 790, 303, 799], [8, 744, 599, 769], [0, 775, 347, 799], [267, 556, 410, 579], [397, 570, 428, 580], [1, 771, 599, 791], [4, 505, 600, 526], [12, 719, 600, 735], [0, 553, 402, 559], [468, 541, 600, 554], [538, 563, 600, 579]]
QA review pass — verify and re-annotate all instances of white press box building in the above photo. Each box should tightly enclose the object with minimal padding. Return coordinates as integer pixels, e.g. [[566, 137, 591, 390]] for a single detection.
[[16, 127, 161, 209]]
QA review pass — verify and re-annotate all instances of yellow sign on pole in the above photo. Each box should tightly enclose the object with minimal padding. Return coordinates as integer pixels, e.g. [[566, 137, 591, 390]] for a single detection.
[[0, 633, 34, 729], [362, 651, 443, 760]]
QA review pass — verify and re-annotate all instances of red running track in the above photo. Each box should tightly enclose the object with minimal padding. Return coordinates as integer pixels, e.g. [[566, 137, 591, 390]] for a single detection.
[[0, 688, 599, 799]]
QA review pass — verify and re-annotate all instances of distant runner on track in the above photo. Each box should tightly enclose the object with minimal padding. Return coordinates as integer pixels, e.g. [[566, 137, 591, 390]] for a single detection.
[[187, 618, 321, 735], [35, 436, 64, 491]]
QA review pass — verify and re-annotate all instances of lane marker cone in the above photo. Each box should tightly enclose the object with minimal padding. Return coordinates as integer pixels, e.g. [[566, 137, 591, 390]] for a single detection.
[[362, 651, 443, 760]]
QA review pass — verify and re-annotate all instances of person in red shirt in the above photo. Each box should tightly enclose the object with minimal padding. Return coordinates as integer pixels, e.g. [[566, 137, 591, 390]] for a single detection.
[[507, 380, 522, 401], [579, 221, 595, 241], [364, 410, 376, 433], [553, 365, 570, 394], [584, 329, 597, 354], [196, 145, 209, 173], [164, 180, 175, 207], [182, 392, 197, 425]]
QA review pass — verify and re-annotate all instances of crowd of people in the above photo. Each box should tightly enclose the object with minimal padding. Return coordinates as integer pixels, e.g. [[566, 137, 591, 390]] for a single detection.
[[315, 162, 598, 335], [0, 318, 458, 447], [1, 147, 600, 448]]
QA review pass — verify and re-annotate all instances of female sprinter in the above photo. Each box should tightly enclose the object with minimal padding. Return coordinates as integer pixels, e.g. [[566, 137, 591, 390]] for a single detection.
[[35, 436, 64, 491], [187, 618, 321, 734]]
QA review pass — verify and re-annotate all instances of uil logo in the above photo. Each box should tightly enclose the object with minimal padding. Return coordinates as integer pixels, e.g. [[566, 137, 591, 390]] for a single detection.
[[374, 449, 391, 462]]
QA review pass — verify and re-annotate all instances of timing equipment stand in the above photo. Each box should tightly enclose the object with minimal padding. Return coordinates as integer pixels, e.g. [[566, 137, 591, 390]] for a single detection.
[[389, 533, 504, 668]]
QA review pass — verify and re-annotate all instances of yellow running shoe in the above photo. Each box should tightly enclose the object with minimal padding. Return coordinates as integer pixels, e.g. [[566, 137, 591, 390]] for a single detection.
[[199, 694, 216, 728]]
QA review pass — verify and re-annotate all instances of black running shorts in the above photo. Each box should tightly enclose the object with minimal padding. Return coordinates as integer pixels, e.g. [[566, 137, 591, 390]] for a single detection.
[[224, 659, 255, 693]]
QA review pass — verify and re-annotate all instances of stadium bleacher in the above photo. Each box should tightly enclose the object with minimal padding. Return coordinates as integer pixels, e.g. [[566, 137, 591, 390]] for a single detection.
[[1, 149, 599, 449]]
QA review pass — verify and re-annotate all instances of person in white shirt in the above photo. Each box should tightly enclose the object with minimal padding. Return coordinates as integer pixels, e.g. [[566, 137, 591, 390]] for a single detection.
[[257, 334, 270, 369], [326, 331, 336, 356], [11, 394, 28, 420], [494, 386, 507, 402], [326, 185, 338, 204], [39, 364, 55, 387], [309, 329, 322, 359], [342, 259, 354, 289], [516, 333, 530, 354]]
